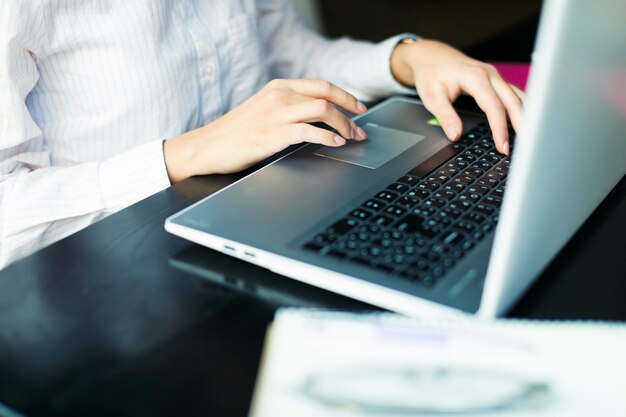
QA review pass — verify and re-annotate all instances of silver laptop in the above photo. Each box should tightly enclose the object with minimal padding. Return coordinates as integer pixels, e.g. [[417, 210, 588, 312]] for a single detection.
[[165, 0, 626, 318]]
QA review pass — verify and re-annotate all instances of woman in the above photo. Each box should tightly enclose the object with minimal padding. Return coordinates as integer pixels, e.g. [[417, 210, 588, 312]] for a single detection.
[[0, 0, 523, 268]]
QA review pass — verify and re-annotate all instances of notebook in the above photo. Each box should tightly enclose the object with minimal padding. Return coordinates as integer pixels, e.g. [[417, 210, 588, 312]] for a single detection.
[[250, 310, 626, 417]]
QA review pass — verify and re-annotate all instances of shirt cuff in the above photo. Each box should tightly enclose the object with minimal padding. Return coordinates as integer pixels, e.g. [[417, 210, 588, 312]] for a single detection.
[[98, 139, 171, 212], [364, 33, 420, 99]]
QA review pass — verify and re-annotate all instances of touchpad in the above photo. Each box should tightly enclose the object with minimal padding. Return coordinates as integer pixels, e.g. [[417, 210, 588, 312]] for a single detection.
[[314, 123, 425, 169]]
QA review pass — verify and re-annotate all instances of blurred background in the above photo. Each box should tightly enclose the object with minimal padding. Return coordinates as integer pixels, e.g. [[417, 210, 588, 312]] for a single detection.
[[293, 0, 543, 62]]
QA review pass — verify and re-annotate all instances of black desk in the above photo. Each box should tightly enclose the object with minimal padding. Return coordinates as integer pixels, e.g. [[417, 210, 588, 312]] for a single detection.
[[0, 141, 624, 417]]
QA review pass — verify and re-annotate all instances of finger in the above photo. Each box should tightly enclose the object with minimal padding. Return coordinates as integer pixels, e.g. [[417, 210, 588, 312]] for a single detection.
[[490, 77, 523, 135], [285, 123, 347, 147], [285, 99, 365, 140], [417, 81, 463, 141], [460, 70, 510, 154], [510, 84, 527, 102], [285, 79, 367, 115]]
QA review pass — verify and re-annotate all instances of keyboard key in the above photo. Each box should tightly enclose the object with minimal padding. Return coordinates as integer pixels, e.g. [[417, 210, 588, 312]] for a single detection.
[[494, 163, 509, 174], [486, 170, 506, 181], [412, 259, 431, 271], [491, 187, 505, 198], [427, 174, 450, 184], [439, 208, 462, 220], [477, 178, 499, 188], [303, 242, 324, 252], [462, 168, 485, 178], [464, 212, 486, 224], [350, 208, 372, 220], [442, 257, 455, 268], [475, 161, 492, 171], [384, 205, 407, 217], [453, 175, 474, 185], [449, 199, 473, 211], [359, 224, 381, 234], [462, 241, 475, 251], [459, 152, 477, 162], [431, 265, 445, 278], [350, 256, 394, 273], [474, 204, 495, 216], [387, 182, 410, 193], [376, 191, 399, 202], [434, 190, 457, 200], [468, 185, 490, 195], [407, 189, 431, 199], [448, 160, 469, 170], [313, 233, 336, 245], [483, 196, 502, 207], [397, 175, 420, 185], [431, 243, 451, 255], [326, 249, 347, 260], [422, 250, 441, 263], [434, 216, 452, 228], [327, 218, 359, 235], [396, 214, 426, 233], [438, 167, 459, 177], [443, 183, 466, 193], [419, 275, 436, 288], [482, 154, 501, 164], [346, 240, 360, 250], [424, 198, 446, 209], [466, 147, 485, 157], [455, 221, 477, 232], [442, 231, 464, 246], [476, 141, 493, 151], [362, 199, 386, 211], [417, 181, 440, 191], [459, 192, 481, 203], [370, 214, 394, 227], [384, 230, 405, 240], [396, 196, 420, 208], [411, 206, 437, 217]]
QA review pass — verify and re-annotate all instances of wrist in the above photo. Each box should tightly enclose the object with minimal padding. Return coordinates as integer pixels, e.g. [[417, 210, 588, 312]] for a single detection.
[[391, 37, 420, 87], [163, 133, 199, 183]]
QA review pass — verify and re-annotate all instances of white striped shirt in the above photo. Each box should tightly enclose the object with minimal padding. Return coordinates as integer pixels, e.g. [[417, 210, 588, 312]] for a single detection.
[[0, 0, 412, 269]]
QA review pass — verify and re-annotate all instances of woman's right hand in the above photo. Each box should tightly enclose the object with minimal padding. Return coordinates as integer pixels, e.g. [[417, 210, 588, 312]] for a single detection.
[[163, 79, 368, 183]]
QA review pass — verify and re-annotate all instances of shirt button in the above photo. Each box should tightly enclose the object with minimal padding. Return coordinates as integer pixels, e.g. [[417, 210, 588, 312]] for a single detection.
[[204, 65, 214, 77]]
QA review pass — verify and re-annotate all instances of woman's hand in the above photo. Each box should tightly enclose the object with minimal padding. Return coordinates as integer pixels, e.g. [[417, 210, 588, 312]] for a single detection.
[[391, 39, 525, 155], [164, 79, 368, 183]]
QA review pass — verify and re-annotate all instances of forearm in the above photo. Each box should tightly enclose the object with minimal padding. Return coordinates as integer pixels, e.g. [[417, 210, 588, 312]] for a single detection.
[[0, 139, 170, 268], [259, 1, 413, 101]]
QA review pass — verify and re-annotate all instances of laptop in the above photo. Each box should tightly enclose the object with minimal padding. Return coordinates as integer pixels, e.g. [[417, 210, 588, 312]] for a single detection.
[[165, 0, 626, 318]]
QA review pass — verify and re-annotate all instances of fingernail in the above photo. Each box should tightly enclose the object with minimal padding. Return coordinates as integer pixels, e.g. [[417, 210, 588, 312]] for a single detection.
[[357, 126, 367, 140], [334, 135, 346, 145], [503, 141, 510, 156], [357, 101, 367, 113], [445, 126, 459, 141]]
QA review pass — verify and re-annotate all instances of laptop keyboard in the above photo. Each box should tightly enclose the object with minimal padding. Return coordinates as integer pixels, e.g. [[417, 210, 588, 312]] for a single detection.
[[302, 122, 511, 289]]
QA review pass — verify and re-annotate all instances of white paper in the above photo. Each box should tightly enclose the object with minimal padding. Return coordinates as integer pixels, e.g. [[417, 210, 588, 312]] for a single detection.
[[250, 311, 626, 417]]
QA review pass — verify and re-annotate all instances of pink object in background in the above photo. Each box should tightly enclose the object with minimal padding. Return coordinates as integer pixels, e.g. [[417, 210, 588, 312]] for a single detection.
[[491, 62, 531, 90]]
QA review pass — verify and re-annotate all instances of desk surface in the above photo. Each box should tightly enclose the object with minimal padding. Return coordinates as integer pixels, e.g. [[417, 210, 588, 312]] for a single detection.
[[0, 137, 624, 417]]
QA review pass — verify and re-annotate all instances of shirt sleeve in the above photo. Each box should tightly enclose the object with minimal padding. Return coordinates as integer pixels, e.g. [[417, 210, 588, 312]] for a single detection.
[[0, 1, 170, 268], [257, 0, 417, 101]]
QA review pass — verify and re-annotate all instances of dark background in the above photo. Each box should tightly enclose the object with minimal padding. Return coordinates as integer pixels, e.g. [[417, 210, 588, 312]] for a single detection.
[[318, 0, 543, 62]]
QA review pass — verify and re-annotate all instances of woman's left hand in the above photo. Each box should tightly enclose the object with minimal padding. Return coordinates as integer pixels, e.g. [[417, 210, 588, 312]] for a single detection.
[[391, 39, 525, 155]]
